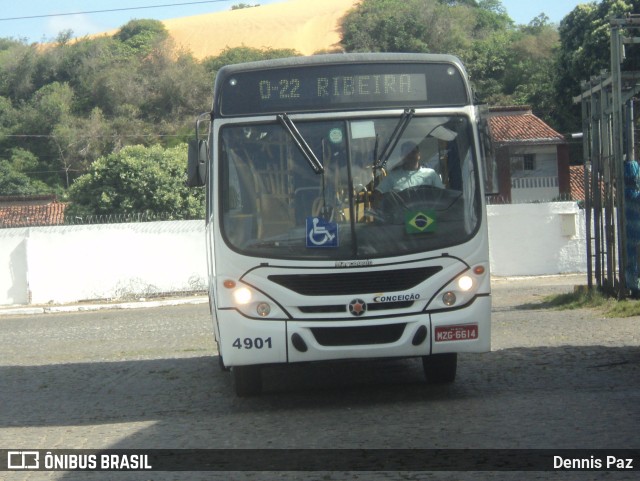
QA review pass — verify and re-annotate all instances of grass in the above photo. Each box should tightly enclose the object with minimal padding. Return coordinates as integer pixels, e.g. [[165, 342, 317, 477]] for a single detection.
[[537, 288, 640, 317]]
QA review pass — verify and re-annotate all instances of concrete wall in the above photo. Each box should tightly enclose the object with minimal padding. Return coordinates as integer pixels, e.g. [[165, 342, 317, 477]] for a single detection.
[[0, 203, 588, 306], [487, 202, 585, 276], [0, 221, 207, 306]]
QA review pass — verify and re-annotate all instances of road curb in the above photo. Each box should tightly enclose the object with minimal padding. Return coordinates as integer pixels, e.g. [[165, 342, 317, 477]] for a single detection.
[[0, 296, 208, 317]]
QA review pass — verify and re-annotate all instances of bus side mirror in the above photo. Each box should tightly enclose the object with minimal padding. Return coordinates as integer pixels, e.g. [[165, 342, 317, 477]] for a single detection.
[[187, 139, 208, 187], [476, 105, 499, 196]]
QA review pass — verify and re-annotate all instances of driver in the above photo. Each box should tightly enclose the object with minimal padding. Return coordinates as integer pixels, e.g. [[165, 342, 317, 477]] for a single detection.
[[373, 141, 443, 202]]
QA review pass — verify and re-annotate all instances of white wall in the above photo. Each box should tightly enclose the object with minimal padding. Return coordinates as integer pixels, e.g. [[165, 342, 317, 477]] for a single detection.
[[0, 204, 588, 306], [509, 145, 561, 203], [510, 145, 559, 177], [487, 202, 586, 276], [1, 221, 207, 306], [0, 228, 30, 305]]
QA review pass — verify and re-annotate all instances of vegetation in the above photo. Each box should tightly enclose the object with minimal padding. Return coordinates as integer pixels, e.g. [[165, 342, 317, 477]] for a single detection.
[[66, 144, 205, 219], [538, 289, 640, 317], [1, 0, 639, 217]]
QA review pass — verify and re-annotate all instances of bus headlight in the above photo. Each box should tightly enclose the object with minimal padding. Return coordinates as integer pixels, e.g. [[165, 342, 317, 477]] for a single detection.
[[442, 291, 457, 306], [429, 265, 488, 310], [220, 278, 285, 319], [233, 287, 252, 305], [256, 302, 271, 317], [458, 275, 473, 291]]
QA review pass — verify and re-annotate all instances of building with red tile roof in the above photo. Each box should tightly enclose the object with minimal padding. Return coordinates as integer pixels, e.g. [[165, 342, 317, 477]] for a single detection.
[[0, 195, 67, 228], [489, 106, 566, 145], [569, 165, 586, 201], [488, 106, 570, 203]]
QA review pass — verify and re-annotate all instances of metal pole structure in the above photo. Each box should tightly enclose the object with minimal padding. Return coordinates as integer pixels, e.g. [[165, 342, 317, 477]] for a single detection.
[[582, 91, 593, 289], [611, 22, 628, 296], [601, 76, 614, 290], [592, 84, 603, 288], [628, 99, 635, 162], [573, 16, 640, 296]]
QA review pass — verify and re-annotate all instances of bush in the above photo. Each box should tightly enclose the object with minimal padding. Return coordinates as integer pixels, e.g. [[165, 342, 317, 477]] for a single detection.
[[66, 144, 204, 219]]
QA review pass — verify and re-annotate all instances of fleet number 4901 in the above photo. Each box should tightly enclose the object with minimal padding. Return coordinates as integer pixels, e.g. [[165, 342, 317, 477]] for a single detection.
[[232, 337, 273, 350]]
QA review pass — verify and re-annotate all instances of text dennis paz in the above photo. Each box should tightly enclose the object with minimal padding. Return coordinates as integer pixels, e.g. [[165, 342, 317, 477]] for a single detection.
[[554, 455, 634, 470]]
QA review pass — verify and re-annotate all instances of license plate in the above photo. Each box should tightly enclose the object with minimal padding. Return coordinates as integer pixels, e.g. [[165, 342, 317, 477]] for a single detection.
[[434, 324, 478, 342]]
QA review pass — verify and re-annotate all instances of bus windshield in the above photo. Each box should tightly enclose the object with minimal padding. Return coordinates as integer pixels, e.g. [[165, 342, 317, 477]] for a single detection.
[[220, 114, 480, 260]]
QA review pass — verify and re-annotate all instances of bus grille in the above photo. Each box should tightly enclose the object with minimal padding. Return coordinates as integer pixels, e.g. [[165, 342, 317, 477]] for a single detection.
[[311, 324, 407, 346], [268, 267, 441, 296], [298, 300, 414, 314]]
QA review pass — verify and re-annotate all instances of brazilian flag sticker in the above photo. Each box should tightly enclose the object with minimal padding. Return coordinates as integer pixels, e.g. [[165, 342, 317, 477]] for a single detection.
[[405, 211, 436, 234]]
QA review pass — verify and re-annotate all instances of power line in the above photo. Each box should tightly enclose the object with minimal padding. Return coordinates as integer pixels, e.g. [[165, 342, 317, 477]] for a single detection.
[[0, 0, 233, 22]]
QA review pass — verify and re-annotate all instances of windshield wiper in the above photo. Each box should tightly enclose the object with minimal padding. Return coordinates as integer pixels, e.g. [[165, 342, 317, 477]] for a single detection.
[[277, 113, 324, 174], [375, 108, 415, 170]]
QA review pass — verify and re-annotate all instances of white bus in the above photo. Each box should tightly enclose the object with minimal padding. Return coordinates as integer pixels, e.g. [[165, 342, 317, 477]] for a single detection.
[[188, 53, 496, 396]]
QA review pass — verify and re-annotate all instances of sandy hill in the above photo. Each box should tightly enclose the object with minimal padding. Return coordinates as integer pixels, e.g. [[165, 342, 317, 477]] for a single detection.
[[160, 0, 358, 58]]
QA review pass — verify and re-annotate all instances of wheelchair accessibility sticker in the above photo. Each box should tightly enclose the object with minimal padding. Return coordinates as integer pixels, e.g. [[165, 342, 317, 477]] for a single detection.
[[306, 217, 339, 248]]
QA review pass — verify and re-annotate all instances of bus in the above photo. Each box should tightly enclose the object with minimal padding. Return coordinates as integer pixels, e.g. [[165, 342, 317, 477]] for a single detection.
[[187, 53, 496, 396]]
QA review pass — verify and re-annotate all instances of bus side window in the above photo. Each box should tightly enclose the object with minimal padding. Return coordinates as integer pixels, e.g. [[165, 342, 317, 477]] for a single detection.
[[223, 147, 259, 246]]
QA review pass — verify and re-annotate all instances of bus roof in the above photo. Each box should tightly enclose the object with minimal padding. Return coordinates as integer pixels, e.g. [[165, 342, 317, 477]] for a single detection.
[[216, 52, 467, 76]]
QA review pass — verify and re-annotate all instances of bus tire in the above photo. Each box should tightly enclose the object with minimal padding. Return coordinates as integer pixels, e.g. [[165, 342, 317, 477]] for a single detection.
[[233, 365, 262, 396], [422, 353, 457, 384]]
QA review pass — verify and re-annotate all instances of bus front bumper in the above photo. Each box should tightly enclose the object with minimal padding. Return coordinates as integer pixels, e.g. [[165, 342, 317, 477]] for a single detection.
[[217, 295, 491, 366]]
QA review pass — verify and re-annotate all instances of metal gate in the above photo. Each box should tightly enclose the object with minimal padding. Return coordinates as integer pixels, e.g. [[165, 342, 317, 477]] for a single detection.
[[573, 16, 640, 297]]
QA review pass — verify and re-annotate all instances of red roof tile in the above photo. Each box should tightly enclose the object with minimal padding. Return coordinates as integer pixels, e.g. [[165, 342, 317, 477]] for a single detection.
[[570, 165, 586, 201], [0, 195, 68, 228], [569, 164, 607, 202], [488, 107, 566, 145]]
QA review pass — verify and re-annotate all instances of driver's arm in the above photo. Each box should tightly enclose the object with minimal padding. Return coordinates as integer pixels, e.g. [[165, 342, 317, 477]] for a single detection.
[[424, 169, 444, 188]]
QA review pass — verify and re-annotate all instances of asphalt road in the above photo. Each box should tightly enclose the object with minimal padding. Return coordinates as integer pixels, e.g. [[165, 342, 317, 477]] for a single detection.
[[0, 274, 638, 480]]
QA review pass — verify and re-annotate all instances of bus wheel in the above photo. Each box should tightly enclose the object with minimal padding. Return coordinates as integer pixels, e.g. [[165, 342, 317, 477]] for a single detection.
[[422, 353, 457, 384], [233, 365, 262, 396]]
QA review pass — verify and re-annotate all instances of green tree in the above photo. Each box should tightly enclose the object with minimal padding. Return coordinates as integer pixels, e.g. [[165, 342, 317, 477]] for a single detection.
[[503, 20, 559, 113], [51, 107, 118, 187], [0, 96, 19, 158], [0, 42, 39, 101], [466, 29, 512, 103], [139, 50, 210, 124], [0, 19, 216, 191], [340, 0, 433, 53], [0, 149, 51, 195], [202, 46, 299, 74], [66, 144, 204, 218], [474, 0, 513, 32], [555, 0, 640, 132], [339, 0, 569, 127], [340, 0, 510, 55], [114, 19, 170, 57]]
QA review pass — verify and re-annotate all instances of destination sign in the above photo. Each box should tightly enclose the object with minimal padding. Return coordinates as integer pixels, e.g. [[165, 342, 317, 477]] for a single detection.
[[217, 62, 468, 116], [257, 73, 424, 102]]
